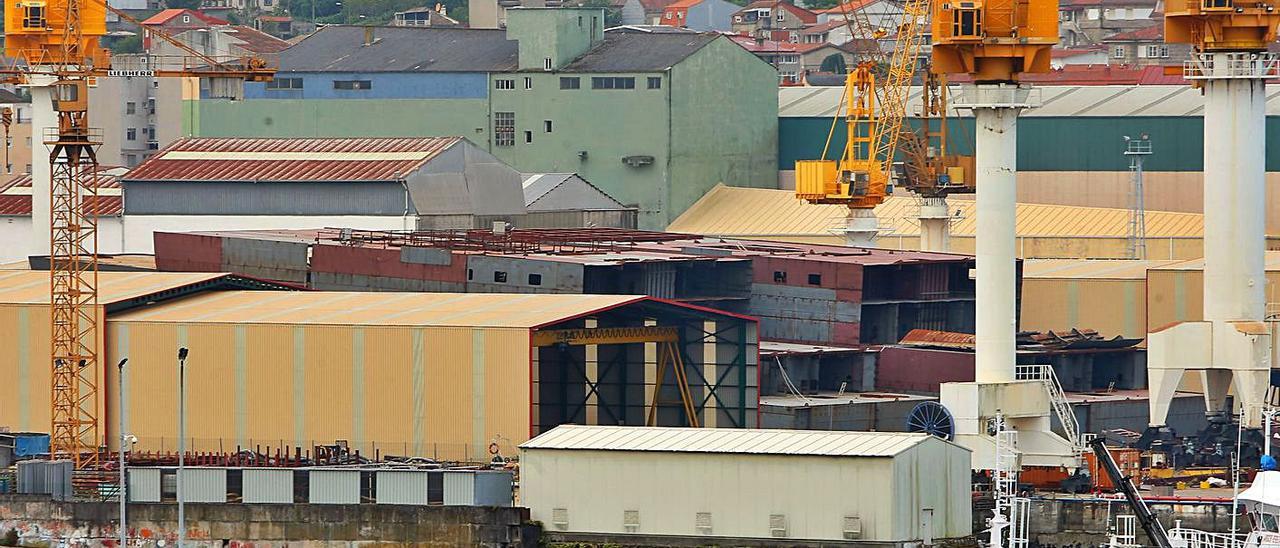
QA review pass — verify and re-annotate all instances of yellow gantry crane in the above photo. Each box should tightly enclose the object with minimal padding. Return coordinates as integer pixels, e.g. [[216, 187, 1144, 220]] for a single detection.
[[3, 0, 275, 469]]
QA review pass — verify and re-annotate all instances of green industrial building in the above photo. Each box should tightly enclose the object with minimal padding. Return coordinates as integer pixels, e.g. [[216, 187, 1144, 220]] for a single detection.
[[187, 9, 779, 229]]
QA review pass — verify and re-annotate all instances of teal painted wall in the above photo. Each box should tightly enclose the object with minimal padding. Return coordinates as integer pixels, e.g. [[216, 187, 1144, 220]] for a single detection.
[[669, 38, 779, 225], [190, 99, 491, 140], [780, 116, 1280, 172], [488, 71, 672, 227]]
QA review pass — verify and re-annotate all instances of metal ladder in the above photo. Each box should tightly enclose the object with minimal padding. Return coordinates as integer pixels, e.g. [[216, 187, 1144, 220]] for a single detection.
[[1016, 364, 1083, 461]]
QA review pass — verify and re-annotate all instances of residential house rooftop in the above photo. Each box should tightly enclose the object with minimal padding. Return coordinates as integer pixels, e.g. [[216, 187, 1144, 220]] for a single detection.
[[735, 0, 817, 23], [141, 8, 228, 25]]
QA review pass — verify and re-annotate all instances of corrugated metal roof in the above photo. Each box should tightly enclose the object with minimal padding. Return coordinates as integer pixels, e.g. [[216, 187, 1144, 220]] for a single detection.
[[668, 184, 1207, 239], [125, 137, 461, 182], [1149, 251, 1280, 271], [109, 291, 650, 328], [281, 25, 518, 72], [520, 424, 950, 456], [1023, 259, 1184, 279], [0, 271, 229, 305], [779, 84, 1265, 118], [561, 32, 719, 72], [521, 172, 629, 211]]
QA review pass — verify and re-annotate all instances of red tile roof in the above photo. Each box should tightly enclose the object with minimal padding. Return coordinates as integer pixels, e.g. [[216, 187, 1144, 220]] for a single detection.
[[141, 9, 229, 26], [0, 169, 124, 216], [125, 137, 464, 183], [949, 63, 1183, 85], [817, 0, 879, 14], [665, 0, 702, 9]]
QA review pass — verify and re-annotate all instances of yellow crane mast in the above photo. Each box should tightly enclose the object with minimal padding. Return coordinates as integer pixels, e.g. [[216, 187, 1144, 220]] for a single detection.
[[4, 0, 275, 469], [794, 0, 936, 209]]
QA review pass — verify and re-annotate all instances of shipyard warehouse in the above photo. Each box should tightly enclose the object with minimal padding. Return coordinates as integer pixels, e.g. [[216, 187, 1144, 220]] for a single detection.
[[5, 0, 1280, 544]]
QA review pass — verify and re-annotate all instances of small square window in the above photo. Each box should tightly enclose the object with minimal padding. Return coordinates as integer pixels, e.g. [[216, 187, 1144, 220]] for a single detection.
[[773, 271, 787, 283], [544, 120, 553, 133], [126, 101, 136, 114], [807, 273, 821, 285], [560, 77, 580, 89], [528, 273, 543, 286], [524, 130, 533, 143], [126, 128, 137, 141], [494, 271, 508, 283], [647, 77, 662, 89], [182, 14, 191, 23]]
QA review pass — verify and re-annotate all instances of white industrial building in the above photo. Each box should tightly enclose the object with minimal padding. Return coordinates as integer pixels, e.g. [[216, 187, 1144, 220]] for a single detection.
[[520, 425, 972, 544]]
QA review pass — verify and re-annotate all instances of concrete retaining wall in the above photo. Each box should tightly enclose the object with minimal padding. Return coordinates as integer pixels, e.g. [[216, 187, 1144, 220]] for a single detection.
[[0, 494, 536, 548]]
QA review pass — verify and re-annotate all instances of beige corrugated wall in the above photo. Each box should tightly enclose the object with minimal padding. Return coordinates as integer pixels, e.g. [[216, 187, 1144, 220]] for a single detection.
[[1020, 279, 1146, 339], [0, 303, 108, 442], [104, 320, 532, 461]]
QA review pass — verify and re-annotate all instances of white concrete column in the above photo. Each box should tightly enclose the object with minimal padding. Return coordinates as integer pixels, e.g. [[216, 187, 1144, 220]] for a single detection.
[[843, 208, 878, 247], [918, 196, 951, 252], [974, 106, 1020, 384], [26, 78, 55, 259], [1202, 64, 1266, 324]]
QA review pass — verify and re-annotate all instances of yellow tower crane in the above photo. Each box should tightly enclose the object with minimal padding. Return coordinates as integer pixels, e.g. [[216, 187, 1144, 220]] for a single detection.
[[3, 0, 275, 469]]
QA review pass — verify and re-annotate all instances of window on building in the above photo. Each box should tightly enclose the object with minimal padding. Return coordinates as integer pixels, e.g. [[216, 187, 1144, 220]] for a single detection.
[[467, 268, 474, 280], [24, 164, 30, 174], [678, 11, 683, 18], [560, 77, 580, 89], [773, 271, 787, 282], [495, 78, 516, 90], [524, 130, 533, 143], [266, 77, 303, 90], [544, 120, 553, 132], [182, 14, 191, 23], [776, 11, 784, 21], [333, 79, 372, 90], [807, 273, 821, 285], [665, 11, 673, 18], [126, 128, 137, 141], [591, 77, 636, 89], [494, 111, 515, 146], [1061, 10, 1074, 20], [528, 273, 543, 286], [126, 102, 136, 115], [524, 77, 533, 90], [1145, 44, 1169, 58], [125, 154, 137, 167], [543, 57, 553, 70], [494, 271, 508, 283], [1113, 45, 1126, 58], [647, 77, 661, 89]]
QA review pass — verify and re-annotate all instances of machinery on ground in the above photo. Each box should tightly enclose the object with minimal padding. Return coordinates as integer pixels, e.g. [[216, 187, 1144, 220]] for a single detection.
[[3, 0, 276, 469], [1090, 437, 1174, 548]]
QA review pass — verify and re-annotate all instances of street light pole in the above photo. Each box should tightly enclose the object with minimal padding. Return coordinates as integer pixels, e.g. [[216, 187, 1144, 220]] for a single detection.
[[177, 347, 188, 548], [117, 358, 128, 548]]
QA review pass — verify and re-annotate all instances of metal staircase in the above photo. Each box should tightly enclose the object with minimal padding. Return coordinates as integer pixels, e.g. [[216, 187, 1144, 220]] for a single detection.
[[1016, 364, 1083, 462]]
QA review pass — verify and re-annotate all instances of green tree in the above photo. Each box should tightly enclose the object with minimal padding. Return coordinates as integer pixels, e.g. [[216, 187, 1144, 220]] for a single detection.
[[819, 53, 847, 74], [164, 0, 203, 9], [104, 33, 143, 53]]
